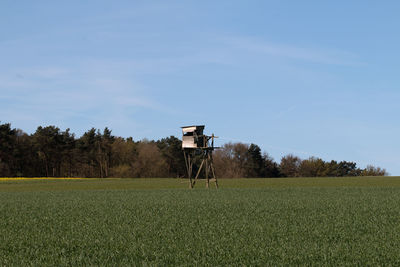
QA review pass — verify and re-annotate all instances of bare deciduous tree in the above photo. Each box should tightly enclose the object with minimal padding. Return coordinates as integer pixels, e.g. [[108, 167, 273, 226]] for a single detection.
[[280, 154, 302, 177], [132, 142, 167, 178], [362, 165, 388, 176]]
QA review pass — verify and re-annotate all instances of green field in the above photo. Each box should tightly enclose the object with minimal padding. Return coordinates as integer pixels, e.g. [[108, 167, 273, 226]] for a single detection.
[[1, 177, 400, 265]]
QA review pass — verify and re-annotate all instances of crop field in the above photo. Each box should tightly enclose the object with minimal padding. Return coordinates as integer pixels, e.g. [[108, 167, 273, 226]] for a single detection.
[[1, 177, 400, 265]]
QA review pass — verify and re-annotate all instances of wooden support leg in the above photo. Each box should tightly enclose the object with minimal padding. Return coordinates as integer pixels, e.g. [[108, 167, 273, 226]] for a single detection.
[[211, 163, 218, 188], [194, 158, 205, 187], [184, 151, 193, 189], [205, 153, 209, 188], [183, 147, 218, 189], [189, 153, 194, 188], [209, 153, 218, 188]]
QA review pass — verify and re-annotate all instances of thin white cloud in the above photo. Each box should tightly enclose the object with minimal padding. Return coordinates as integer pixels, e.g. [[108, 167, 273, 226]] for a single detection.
[[219, 36, 364, 66], [272, 105, 298, 120], [0, 63, 169, 134], [29, 67, 70, 79]]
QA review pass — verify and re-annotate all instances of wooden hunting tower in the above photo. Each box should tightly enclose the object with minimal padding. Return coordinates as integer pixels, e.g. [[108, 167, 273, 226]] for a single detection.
[[181, 125, 218, 188]]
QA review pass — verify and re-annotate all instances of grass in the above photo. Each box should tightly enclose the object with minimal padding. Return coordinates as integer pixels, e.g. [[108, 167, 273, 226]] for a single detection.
[[2, 176, 400, 192], [1, 177, 400, 265]]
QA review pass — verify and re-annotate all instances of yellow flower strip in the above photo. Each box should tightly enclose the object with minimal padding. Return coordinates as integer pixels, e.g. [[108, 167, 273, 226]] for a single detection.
[[0, 177, 88, 181]]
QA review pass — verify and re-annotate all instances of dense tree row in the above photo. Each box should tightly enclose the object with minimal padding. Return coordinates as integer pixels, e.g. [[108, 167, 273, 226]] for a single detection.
[[0, 123, 387, 178], [214, 143, 387, 177]]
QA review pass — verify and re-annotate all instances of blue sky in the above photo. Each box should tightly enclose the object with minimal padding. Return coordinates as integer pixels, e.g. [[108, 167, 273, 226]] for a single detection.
[[1, 1, 400, 174]]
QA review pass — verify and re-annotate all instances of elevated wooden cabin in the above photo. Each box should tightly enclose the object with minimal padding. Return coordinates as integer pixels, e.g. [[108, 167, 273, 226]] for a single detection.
[[181, 125, 206, 149]]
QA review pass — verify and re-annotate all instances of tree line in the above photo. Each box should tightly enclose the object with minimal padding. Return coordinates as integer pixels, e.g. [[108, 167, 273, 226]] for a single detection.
[[214, 143, 387, 178], [0, 123, 387, 178]]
